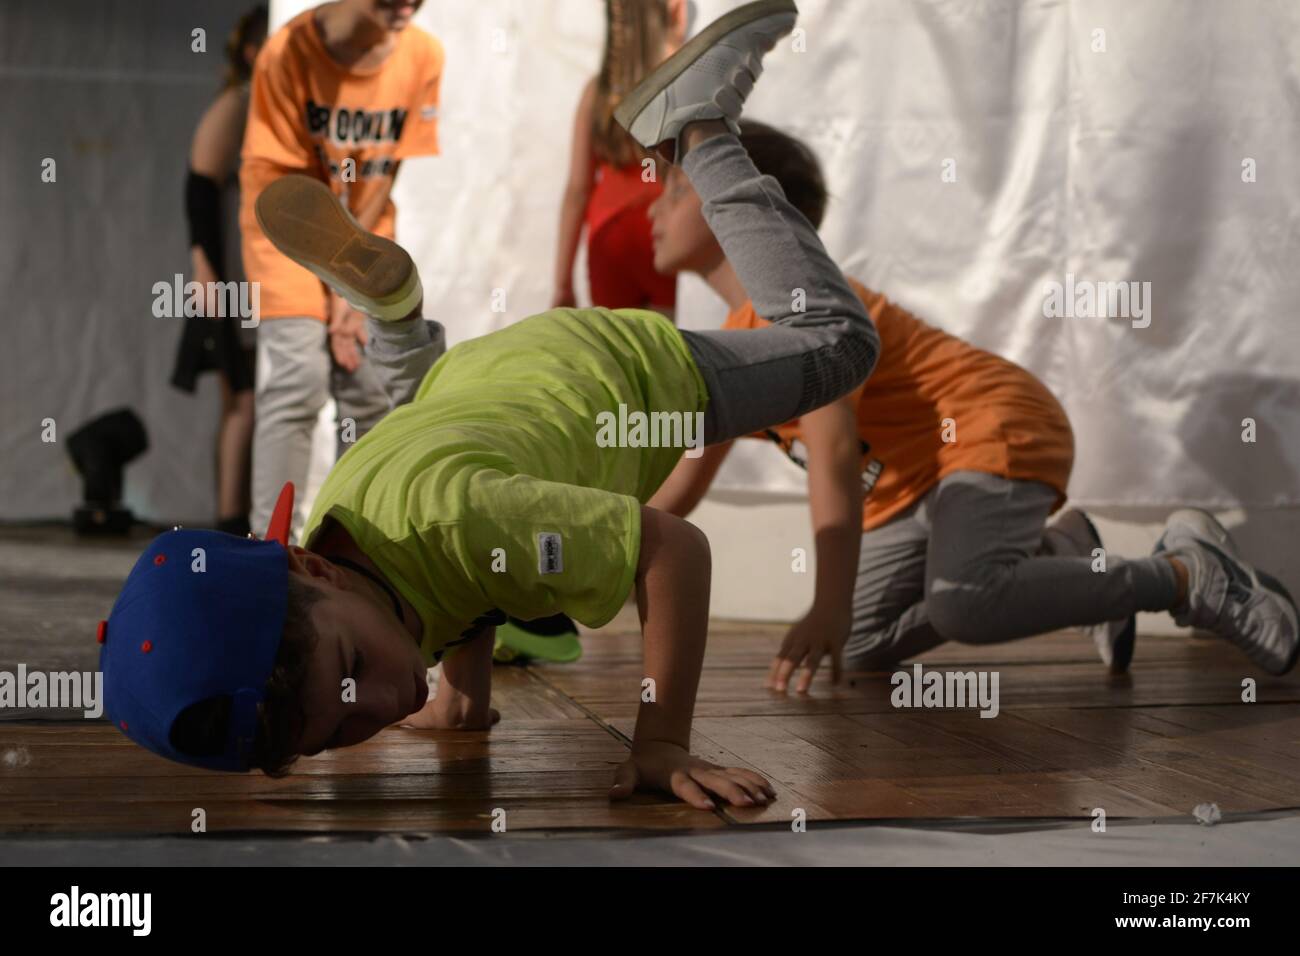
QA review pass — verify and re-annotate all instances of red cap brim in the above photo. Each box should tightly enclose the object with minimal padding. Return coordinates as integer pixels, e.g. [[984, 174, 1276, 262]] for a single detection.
[[264, 482, 295, 546]]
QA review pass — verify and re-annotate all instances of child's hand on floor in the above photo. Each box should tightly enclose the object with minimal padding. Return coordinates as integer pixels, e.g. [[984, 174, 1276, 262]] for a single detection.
[[395, 695, 500, 731], [767, 607, 850, 694], [609, 740, 775, 810]]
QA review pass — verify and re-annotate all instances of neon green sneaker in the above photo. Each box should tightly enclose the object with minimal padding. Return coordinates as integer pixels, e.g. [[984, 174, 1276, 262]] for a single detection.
[[493, 614, 583, 664]]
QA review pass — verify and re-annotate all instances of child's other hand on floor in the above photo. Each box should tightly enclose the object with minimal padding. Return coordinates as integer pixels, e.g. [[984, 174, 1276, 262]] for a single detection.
[[767, 606, 850, 694], [631, 507, 776, 809], [398, 629, 498, 730], [609, 740, 775, 810]]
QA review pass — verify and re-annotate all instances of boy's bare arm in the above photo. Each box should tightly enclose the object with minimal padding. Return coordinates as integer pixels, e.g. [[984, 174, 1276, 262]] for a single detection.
[[646, 441, 733, 517], [632, 506, 711, 750], [610, 505, 774, 809], [767, 397, 864, 692]]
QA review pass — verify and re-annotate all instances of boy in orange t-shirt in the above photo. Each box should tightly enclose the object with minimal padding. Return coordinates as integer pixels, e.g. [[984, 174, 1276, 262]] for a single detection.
[[241, 0, 443, 536], [649, 121, 1227, 688]]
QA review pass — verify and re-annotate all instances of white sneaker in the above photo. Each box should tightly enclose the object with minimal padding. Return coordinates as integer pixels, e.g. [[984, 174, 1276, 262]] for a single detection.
[[1046, 508, 1136, 673], [614, 0, 798, 160], [1157, 511, 1299, 675], [1154, 508, 1239, 558]]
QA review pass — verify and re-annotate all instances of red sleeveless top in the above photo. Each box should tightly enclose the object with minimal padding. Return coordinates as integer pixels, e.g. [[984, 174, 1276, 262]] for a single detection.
[[585, 159, 665, 237]]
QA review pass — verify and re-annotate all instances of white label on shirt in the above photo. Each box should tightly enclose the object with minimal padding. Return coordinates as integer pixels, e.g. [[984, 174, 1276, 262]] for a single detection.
[[537, 532, 563, 575]]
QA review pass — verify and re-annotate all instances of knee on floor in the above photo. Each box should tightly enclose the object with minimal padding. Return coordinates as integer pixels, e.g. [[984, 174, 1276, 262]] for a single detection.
[[926, 577, 1002, 645]]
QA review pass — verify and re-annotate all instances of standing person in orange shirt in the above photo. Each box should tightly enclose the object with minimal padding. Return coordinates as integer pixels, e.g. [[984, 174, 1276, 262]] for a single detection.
[[551, 0, 687, 314], [242, 0, 444, 538], [649, 121, 1298, 689]]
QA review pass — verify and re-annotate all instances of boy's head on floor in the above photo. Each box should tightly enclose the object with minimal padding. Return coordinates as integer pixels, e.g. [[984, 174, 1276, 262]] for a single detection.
[[100, 484, 428, 776], [271, 545, 429, 762], [648, 120, 828, 278]]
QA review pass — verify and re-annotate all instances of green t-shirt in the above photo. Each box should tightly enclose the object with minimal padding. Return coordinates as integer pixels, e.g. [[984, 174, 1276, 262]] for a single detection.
[[303, 308, 708, 663]]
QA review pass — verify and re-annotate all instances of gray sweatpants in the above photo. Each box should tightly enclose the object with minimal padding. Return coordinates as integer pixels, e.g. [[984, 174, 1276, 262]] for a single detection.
[[842, 471, 1180, 669], [250, 317, 444, 538], [675, 133, 880, 445]]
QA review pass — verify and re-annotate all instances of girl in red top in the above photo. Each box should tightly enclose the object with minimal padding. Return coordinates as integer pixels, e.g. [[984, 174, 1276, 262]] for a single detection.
[[551, 0, 687, 314]]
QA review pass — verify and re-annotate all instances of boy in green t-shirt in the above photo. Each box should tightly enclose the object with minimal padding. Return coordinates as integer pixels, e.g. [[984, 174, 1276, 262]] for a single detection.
[[100, 1, 885, 808]]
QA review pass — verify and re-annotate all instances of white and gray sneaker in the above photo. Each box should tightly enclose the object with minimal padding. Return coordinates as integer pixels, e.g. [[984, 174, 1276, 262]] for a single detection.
[[1045, 508, 1136, 673], [1155, 510, 1299, 675], [1154, 507, 1239, 558], [613, 0, 798, 160]]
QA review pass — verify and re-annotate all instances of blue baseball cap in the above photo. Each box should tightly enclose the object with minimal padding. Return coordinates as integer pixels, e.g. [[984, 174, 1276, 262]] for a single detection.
[[99, 483, 298, 772]]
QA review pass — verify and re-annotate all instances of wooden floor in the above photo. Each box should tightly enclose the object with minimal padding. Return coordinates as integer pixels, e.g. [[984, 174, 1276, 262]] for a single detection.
[[3, 575, 1299, 834]]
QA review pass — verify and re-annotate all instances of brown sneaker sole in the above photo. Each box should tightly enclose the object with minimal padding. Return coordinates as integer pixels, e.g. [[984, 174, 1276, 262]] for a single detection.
[[254, 174, 422, 320]]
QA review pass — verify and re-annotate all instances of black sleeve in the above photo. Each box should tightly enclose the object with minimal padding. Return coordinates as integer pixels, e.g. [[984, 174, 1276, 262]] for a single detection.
[[185, 168, 226, 280]]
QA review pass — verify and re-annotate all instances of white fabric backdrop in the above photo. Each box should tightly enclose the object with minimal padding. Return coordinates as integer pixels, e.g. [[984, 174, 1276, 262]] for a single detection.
[[3, 0, 1298, 523], [688, 0, 1300, 509]]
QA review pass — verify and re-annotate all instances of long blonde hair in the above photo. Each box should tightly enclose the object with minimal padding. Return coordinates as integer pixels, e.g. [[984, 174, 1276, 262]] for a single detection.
[[591, 0, 672, 167]]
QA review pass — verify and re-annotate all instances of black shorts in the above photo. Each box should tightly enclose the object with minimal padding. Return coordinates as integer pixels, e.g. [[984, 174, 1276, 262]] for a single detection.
[[170, 312, 256, 394]]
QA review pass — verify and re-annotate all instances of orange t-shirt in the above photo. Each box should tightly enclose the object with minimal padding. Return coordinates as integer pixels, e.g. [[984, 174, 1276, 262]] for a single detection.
[[239, 10, 443, 321], [723, 279, 1075, 530]]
